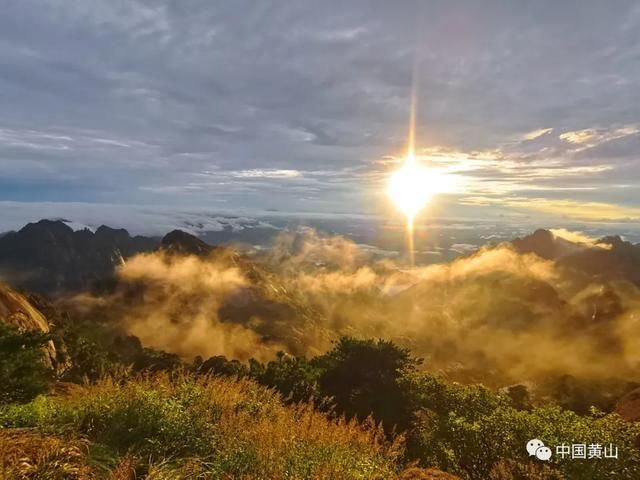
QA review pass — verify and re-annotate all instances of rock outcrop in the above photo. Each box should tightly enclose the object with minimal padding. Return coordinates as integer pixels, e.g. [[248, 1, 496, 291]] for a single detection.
[[0, 282, 57, 368]]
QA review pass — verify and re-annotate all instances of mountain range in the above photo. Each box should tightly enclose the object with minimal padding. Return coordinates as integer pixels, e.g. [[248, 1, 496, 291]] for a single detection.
[[0, 219, 158, 294], [2, 220, 640, 297], [513, 228, 640, 285], [2, 219, 640, 418]]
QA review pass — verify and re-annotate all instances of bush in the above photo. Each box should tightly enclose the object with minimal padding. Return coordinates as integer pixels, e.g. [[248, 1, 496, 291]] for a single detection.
[[314, 337, 421, 431], [255, 352, 323, 404], [0, 323, 51, 403], [404, 372, 640, 480]]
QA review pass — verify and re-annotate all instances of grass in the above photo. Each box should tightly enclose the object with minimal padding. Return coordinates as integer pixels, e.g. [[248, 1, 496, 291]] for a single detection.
[[0, 373, 404, 479], [0, 429, 96, 479]]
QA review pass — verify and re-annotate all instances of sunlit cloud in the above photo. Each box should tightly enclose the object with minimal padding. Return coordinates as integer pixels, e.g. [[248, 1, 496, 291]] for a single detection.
[[559, 125, 640, 146], [229, 169, 302, 179], [505, 198, 640, 221], [549, 228, 612, 249], [522, 127, 553, 140], [560, 129, 598, 145]]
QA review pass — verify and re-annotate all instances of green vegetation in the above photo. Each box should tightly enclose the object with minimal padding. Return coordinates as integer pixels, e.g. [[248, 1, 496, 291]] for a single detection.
[[0, 324, 51, 403], [403, 373, 640, 479], [1, 323, 639, 479]]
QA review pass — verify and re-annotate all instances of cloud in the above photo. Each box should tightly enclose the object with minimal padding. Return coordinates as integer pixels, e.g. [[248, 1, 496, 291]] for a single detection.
[[1, 1, 640, 219], [450, 243, 478, 254], [559, 126, 640, 146], [92, 250, 286, 361], [0, 201, 281, 236], [229, 169, 302, 179], [505, 198, 640, 221], [549, 228, 612, 249], [522, 128, 553, 140], [65, 228, 640, 387]]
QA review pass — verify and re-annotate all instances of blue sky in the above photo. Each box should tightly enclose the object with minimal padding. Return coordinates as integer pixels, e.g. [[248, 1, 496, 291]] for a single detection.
[[2, 1, 640, 226]]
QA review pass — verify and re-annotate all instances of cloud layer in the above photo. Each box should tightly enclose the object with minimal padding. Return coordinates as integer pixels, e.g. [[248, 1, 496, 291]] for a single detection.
[[1, 1, 640, 221], [66, 228, 640, 390]]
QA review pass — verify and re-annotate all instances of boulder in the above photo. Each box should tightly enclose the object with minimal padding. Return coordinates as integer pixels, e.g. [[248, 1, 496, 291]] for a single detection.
[[0, 282, 56, 368]]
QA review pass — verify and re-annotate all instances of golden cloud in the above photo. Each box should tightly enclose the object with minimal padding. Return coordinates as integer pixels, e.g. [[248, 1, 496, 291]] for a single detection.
[[506, 198, 640, 221], [522, 127, 553, 140]]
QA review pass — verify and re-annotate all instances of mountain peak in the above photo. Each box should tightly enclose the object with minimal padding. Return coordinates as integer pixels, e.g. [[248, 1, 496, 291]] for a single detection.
[[161, 230, 212, 257], [20, 219, 74, 236], [511, 228, 578, 260], [95, 225, 132, 244]]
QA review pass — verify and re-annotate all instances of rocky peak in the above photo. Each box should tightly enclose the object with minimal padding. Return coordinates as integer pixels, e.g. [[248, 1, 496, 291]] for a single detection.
[[161, 230, 213, 257]]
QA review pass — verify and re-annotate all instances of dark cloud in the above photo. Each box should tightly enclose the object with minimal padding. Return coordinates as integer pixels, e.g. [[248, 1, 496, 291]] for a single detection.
[[1, 1, 639, 220]]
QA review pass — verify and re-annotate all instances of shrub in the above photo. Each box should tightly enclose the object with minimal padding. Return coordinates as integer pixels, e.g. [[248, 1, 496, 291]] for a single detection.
[[0, 323, 51, 403], [314, 337, 421, 431], [404, 372, 640, 480], [254, 352, 323, 404]]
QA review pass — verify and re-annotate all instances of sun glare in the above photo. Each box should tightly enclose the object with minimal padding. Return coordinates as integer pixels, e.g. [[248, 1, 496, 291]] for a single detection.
[[387, 159, 453, 220]]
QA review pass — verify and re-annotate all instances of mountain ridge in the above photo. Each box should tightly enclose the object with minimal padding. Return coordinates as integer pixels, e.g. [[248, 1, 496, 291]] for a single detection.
[[511, 228, 640, 285], [0, 219, 159, 294]]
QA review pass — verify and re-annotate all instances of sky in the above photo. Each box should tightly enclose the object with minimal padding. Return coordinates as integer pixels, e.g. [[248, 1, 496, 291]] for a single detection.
[[2, 1, 640, 230]]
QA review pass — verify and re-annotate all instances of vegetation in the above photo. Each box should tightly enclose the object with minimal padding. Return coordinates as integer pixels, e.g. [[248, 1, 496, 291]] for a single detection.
[[0, 374, 401, 479], [196, 340, 640, 479], [0, 324, 51, 403], [1, 318, 639, 479], [403, 373, 640, 479]]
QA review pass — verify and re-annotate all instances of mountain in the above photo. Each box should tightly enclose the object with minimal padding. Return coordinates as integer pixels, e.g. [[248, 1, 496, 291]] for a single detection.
[[560, 235, 640, 285], [512, 228, 640, 285], [161, 229, 214, 257], [0, 219, 159, 294], [511, 228, 585, 260], [80, 228, 324, 357]]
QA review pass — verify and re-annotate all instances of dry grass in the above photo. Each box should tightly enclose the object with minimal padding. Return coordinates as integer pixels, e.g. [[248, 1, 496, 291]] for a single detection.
[[0, 429, 96, 480], [398, 466, 462, 479], [0, 373, 404, 479]]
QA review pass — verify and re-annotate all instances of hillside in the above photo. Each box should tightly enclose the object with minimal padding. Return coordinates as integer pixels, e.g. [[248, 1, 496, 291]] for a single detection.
[[0, 374, 405, 480], [1, 221, 640, 478]]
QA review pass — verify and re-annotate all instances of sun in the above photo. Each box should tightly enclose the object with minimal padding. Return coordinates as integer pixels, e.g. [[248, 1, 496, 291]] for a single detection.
[[387, 157, 452, 220]]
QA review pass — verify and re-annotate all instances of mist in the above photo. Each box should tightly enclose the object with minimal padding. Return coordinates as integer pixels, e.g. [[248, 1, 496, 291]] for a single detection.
[[68, 228, 640, 388]]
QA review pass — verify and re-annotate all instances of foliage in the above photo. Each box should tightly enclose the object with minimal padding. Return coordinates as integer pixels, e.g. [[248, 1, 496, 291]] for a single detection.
[[196, 354, 249, 377], [196, 337, 421, 432], [314, 337, 421, 431], [0, 323, 51, 403], [403, 372, 640, 480], [0, 373, 403, 479], [254, 352, 323, 404], [2, 326, 639, 479], [53, 315, 181, 383], [0, 429, 97, 479]]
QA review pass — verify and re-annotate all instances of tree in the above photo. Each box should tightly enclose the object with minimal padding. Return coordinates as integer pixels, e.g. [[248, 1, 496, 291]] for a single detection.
[[314, 337, 421, 431], [255, 353, 322, 404], [0, 324, 51, 402], [403, 372, 640, 480]]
